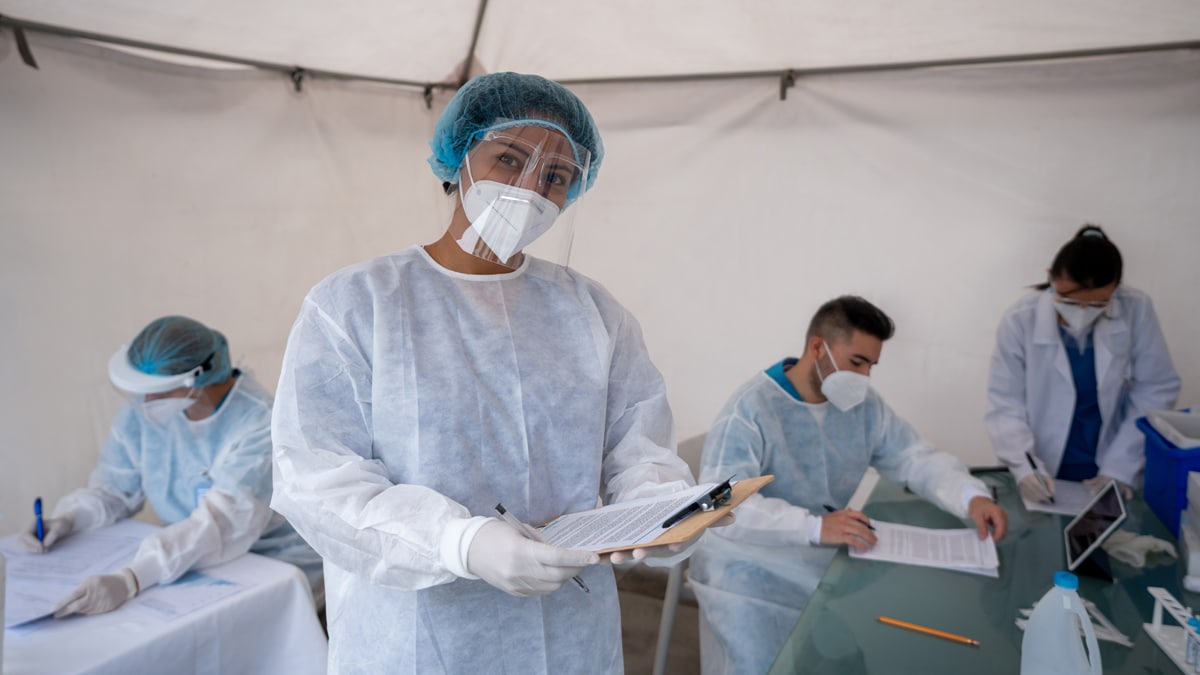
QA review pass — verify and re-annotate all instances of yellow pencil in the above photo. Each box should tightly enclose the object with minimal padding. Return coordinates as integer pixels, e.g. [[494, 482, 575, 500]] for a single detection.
[[877, 616, 980, 647]]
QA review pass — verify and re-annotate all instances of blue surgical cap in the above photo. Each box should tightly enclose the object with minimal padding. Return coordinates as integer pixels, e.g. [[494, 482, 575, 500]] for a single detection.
[[428, 72, 604, 195], [127, 316, 232, 388]]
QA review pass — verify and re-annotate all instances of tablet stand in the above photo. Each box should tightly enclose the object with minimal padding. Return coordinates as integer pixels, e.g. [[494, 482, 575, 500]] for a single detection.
[[1074, 547, 1114, 582]]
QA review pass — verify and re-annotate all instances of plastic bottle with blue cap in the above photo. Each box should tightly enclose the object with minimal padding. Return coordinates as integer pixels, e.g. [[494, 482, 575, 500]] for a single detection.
[[1187, 615, 1199, 664], [1191, 616, 1200, 674], [1020, 571, 1102, 675]]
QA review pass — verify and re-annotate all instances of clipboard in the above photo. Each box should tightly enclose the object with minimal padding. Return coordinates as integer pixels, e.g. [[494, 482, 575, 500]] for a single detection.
[[594, 475, 774, 554]]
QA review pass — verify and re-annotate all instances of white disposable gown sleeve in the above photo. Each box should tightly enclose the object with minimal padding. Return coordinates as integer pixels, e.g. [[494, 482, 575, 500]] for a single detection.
[[595, 309, 697, 568], [60, 397, 283, 589], [270, 297, 478, 590], [125, 419, 278, 588], [599, 310, 696, 506], [53, 414, 146, 530], [870, 402, 979, 519], [698, 414, 818, 548], [127, 488, 273, 588]]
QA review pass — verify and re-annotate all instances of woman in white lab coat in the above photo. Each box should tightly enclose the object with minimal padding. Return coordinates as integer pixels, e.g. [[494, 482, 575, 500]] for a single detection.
[[985, 225, 1180, 503]]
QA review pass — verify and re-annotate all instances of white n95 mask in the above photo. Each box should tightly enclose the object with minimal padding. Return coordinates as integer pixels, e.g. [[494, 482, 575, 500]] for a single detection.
[[458, 180, 561, 264], [817, 341, 870, 412], [1055, 302, 1106, 338], [141, 396, 197, 424]]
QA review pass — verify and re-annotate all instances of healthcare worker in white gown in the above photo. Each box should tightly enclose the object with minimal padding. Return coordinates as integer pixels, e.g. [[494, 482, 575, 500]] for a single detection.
[[23, 315, 322, 617], [689, 296, 1008, 675], [986, 225, 1180, 503], [271, 72, 701, 674]]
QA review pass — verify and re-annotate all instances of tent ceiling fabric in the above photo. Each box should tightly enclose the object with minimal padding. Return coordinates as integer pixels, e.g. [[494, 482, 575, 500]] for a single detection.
[[3, 0, 1200, 84]]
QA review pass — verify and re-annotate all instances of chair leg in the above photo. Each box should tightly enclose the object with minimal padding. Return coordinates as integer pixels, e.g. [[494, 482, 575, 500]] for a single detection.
[[652, 563, 684, 675]]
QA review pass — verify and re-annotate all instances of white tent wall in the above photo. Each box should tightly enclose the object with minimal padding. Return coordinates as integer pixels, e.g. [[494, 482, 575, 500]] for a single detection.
[[567, 47, 1200, 459], [2, 30, 1198, 535], [0, 33, 446, 531]]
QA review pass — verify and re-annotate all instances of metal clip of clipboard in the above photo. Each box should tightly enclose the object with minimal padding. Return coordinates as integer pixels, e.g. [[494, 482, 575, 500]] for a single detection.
[[661, 476, 735, 529]]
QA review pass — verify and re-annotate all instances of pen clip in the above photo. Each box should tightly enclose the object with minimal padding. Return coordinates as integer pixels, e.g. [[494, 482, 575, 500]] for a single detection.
[[697, 476, 735, 512], [663, 476, 736, 528]]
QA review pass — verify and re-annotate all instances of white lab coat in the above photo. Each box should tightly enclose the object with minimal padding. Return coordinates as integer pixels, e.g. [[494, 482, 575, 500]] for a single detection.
[[985, 286, 1180, 486]]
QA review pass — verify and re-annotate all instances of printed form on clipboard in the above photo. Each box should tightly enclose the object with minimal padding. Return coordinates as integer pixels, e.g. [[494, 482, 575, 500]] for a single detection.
[[537, 475, 774, 554]]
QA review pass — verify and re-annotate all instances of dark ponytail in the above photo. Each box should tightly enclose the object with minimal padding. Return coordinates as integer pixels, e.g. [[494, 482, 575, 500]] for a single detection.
[[1033, 224, 1123, 290]]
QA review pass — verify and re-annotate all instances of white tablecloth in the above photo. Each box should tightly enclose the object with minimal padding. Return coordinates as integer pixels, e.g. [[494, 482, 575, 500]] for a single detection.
[[3, 523, 327, 675]]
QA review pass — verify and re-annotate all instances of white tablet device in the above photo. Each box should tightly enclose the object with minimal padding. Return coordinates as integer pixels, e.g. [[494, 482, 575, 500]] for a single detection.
[[1064, 479, 1128, 572]]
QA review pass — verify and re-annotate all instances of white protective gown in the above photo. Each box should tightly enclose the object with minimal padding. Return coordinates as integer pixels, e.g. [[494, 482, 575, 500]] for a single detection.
[[985, 287, 1180, 486], [689, 368, 987, 675], [271, 246, 694, 675], [54, 371, 323, 596]]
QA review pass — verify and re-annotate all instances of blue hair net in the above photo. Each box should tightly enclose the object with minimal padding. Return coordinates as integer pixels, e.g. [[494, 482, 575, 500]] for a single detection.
[[428, 72, 604, 197], [127, 316, 232, 388]]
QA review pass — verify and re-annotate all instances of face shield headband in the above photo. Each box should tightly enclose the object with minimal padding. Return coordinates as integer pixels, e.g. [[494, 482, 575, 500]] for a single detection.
[[107, 346, 216, 395]]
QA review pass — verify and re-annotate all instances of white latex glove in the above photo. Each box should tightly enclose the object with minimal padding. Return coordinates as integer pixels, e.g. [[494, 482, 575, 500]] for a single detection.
[[466, 520, 598, 597], [1018, 473, 1056, 503], [19, 514, 75, 553], [1101, 530, 1176, 568], [53, 568, 139, 618], [1083, 475, 1133, 500], [609, 534, 699, 567], [608, 513, 736, 566]]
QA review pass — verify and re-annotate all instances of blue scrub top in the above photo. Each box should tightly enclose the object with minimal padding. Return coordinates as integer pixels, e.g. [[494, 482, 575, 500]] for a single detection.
[[766, 358, 804, 402], [1057, 327, 1102, 481]]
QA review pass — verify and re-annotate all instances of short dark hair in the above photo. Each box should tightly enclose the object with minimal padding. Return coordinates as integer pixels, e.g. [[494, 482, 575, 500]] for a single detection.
[[1035, 224, 1123, 290], [805, 295, 895, 344]]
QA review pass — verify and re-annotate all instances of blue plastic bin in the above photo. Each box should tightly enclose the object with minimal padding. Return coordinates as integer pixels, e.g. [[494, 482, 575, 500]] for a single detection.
[[1138, 416, 1200, 537]]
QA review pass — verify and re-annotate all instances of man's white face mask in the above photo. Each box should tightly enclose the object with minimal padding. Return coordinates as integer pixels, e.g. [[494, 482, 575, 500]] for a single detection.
[[458, 179, 560, 264], [816, 341, 870, 412]]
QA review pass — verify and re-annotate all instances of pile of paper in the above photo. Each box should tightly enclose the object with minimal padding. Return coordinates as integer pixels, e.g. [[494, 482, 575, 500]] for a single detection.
[[1021, 478, 1095, 516], [847, 521, 999, 577]]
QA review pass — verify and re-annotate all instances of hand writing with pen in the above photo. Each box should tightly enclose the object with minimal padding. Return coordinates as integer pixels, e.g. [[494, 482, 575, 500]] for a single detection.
[[820, 505, 877, 552]]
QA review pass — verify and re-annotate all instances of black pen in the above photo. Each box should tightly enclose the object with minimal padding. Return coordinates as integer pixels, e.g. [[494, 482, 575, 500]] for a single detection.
[[663, 499, 707, 528], [1024, 451, 1056, 504], [823, 503, 875, 531]]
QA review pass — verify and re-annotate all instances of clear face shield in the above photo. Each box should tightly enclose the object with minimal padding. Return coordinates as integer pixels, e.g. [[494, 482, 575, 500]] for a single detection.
[[452, 126, 591, 270], [107, 345, 209, 425]]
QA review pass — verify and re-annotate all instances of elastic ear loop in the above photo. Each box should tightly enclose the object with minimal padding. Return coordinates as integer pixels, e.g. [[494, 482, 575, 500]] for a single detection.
[[815, 340, 840, 383]]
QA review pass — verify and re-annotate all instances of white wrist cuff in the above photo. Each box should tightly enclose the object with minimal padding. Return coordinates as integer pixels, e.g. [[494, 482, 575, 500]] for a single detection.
[[807, 513, 823, 545], [127, 555, 161, 591], [119, 567, 140, 597], [439, 516, 492, 580], [960, 483, 993, 513]]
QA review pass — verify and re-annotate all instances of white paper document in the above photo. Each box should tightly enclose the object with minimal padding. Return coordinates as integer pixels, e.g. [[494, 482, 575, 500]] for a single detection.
[[848, 521, 1000, 577], [1, 519, 147, 628], [3, 519, 243, 630], [539, 483, 718, 551], [125, 570, 242, 621], [1022, 479, 1094, 516]]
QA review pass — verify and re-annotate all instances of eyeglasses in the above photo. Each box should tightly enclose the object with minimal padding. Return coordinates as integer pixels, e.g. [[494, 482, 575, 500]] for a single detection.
[[1053, 298, 1110, 310]]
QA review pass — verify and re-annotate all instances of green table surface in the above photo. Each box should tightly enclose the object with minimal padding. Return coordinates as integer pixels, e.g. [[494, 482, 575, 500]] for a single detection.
[[767, 471, 1194, 674]]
